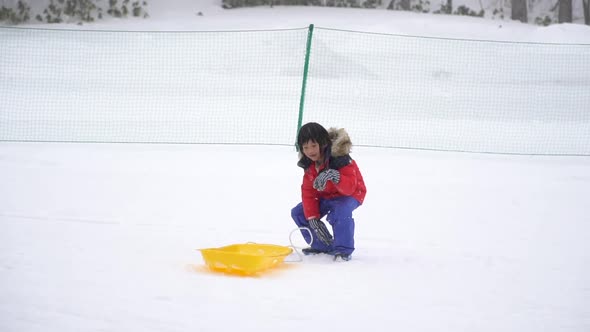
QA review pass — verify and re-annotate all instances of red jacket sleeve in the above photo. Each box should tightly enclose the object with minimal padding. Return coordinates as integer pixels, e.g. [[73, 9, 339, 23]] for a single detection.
[[301, 171, 320, 220]]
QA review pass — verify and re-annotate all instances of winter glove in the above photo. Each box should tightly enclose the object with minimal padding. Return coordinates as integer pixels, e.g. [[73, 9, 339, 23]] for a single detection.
[[313, 169, 340, 191], [307, 218, 333, 246]]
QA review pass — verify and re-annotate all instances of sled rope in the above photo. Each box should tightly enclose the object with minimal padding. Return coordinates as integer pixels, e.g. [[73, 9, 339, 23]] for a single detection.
[[285, 227, 314, 262]]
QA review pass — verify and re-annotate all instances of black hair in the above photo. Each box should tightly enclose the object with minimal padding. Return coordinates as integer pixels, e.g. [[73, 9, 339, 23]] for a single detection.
[[297, 122, 331, 151]]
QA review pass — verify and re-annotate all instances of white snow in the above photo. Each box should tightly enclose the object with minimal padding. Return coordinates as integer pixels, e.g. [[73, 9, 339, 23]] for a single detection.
[[1, 1, 590, 331]]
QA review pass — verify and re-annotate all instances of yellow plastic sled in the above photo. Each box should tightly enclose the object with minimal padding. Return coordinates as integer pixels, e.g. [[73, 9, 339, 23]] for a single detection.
[[198, 243, 293, 276]]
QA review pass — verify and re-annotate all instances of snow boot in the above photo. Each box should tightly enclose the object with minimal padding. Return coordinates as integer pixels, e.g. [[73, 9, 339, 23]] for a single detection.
[[333, 253, 351, 261], [302, 247, 327, 255]]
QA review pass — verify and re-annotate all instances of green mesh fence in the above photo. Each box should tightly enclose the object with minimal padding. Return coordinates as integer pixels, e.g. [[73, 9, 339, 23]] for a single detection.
[[304, 27, 590, 155], [0, 27, 308, 145], [1, 25, 589, 155]]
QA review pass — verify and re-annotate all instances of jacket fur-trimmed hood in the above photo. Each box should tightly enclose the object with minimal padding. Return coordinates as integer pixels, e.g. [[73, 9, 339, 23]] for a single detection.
[[327, 127, 352, 157], [298, 127, 353, 169]]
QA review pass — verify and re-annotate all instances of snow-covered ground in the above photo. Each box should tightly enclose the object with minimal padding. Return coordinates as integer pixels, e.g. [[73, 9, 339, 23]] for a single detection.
[[1, 143, 589, 332], [1, 1, 589, 331]]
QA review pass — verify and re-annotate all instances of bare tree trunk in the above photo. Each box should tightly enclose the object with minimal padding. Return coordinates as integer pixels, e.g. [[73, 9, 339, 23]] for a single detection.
[[558, 0, 572, 22], [386, 0, 410, 10], [446, 0, 452, 13], [583, 0, 590, 24], [399, 0, 410, 10], [511, 0, 527, 22]]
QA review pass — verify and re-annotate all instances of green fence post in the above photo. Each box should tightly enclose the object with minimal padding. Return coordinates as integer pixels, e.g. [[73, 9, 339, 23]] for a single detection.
[[295, 24, 314, 149]]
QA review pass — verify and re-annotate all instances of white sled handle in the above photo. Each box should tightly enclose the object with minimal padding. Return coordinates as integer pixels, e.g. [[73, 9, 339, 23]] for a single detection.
[[285, 227, 314, 263]]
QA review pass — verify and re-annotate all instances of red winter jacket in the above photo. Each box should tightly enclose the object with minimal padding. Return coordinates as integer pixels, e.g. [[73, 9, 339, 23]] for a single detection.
[[298, 128, 367, 220]]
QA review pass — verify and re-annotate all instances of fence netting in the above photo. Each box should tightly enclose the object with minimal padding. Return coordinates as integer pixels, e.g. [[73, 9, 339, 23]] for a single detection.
[[0, 27, 308, 145], [304, 28, 590, 155], [1, 26, 589, 155]]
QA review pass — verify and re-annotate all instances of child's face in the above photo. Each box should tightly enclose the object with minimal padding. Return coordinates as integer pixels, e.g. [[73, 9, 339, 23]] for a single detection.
[[302, 140, 323, 162]]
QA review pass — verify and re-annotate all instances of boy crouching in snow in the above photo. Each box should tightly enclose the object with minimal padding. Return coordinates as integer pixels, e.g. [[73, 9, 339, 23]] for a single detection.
[[291, 122, 367, 261]]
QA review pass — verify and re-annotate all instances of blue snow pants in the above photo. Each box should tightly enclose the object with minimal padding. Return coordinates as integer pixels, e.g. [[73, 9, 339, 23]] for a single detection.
[[291, 196, 360, 255]]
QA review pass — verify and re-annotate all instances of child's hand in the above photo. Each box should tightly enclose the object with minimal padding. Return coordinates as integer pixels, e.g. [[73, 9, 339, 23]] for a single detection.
[[313, 169, 341, 191], [307, 219, 333, 246]]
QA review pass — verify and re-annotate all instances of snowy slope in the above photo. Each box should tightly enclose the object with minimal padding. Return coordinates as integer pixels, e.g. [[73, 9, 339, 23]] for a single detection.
[[12, 0, 590, 42]]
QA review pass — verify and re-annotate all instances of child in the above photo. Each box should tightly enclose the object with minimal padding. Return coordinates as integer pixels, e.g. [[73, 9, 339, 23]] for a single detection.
[[291, 122, 367, 261]]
